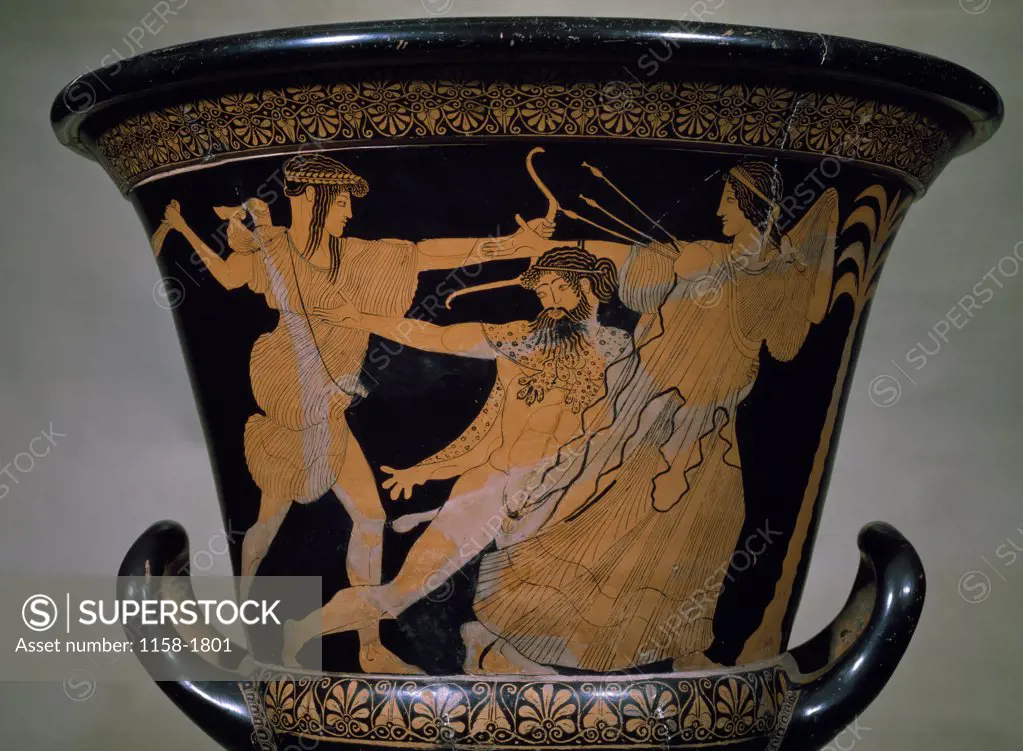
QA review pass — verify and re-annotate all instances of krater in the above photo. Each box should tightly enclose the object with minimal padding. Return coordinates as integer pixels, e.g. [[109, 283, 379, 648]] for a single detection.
[[51, 17, 1001, 751]]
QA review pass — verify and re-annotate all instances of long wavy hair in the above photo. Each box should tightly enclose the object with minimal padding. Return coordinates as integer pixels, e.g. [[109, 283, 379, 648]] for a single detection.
[[282, 154, 368, 283], [283, 180, 345, 283], [725, 160, 785, 250]]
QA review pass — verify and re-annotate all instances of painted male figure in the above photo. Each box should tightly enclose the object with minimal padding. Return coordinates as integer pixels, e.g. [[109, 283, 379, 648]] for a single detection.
[[283, 245, 630, 670], [156, 153, 549, 673]]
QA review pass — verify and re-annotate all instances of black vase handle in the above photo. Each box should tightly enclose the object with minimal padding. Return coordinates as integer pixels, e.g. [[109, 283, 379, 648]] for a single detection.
[[119, 520, 924, 751], [118, 521, 260, 750], [777, 522, 926, 750]]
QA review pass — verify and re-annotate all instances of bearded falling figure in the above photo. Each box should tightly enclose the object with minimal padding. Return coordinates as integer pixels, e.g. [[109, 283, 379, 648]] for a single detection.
[[282, 244, 631, 670], [523, 252, 597, 360]]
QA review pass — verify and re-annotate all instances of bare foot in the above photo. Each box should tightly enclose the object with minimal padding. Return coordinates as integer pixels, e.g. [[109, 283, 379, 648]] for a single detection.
[[358, 632, 423, 675], [462, 621, 500, 673], [282, 587, 389, 669], [462, 621, 551, 675]]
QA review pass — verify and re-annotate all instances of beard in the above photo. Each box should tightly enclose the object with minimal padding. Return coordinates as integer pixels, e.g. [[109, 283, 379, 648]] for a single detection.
[[528, 295, 592, 359]]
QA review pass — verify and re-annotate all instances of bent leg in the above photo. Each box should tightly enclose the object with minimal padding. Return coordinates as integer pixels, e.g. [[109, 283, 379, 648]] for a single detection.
[[241, 494, 292, 578], [332, 435, 425, 673], [241, 414, 304, 579], [370, 464, 507, 613], [333, 436, 386, 587], [285, 465, 506, 665]]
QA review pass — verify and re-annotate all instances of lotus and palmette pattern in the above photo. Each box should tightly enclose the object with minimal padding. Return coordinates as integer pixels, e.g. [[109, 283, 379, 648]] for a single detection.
[[94, 75, 953, 190], [255, 668, 795, 747]]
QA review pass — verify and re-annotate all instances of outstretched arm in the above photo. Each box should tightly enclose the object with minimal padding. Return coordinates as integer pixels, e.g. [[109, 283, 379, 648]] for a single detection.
[[590, 239, 720, 277], [380, 376, 506, 500], [422, 428, 502, 479], [673, 241, 721, 279], [415, 237, 496, 271], [583, 240, 639, 269], [415, 218, 556, 271], [312, 305, 498, 360], [382, 426, 503, 499], [163, 202, 253, 291]]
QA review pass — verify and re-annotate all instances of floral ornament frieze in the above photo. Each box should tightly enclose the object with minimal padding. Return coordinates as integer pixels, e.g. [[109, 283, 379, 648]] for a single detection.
[[256, 667, 795, 748], [93, 76, 955, 191]]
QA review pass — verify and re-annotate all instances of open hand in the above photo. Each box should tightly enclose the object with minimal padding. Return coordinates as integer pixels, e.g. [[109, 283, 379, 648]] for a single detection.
[[380, 464, 432, 501], [481, 216, 556, 258]]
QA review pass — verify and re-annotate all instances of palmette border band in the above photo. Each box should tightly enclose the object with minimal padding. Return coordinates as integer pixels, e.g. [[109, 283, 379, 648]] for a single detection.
[[93, 73, 955, 191], [240, 666, 797, 749]]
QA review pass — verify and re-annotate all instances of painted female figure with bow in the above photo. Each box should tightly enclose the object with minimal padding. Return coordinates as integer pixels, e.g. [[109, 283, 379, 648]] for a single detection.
[[449, 156, 839, 673]]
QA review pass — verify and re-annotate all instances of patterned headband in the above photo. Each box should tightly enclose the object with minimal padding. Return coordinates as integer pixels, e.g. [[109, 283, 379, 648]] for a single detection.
[[284, 157, 370, 196], [529, 264, 602, 276], [728, 167, 781, 218]]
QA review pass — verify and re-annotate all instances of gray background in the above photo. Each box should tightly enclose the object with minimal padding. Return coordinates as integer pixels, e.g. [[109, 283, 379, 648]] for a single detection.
[[0, 0, 1019, 748]]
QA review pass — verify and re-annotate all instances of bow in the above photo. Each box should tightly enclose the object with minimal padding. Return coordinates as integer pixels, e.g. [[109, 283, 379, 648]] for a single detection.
[[514, 146, 559, 233], [513, 149, 677, 256]]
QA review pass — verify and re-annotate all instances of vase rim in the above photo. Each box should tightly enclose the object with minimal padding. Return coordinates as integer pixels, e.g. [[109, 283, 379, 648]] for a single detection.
[[51, 16, 1002, 164]]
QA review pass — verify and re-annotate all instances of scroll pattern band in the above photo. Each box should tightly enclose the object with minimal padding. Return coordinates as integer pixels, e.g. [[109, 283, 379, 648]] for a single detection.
[[93, 75, 954, 191]]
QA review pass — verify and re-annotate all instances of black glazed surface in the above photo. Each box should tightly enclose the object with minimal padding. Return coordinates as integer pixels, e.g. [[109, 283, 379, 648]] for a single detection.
[[51, 17, 1002, 166], [134, 142, 875, 671]]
